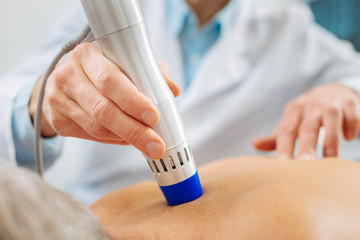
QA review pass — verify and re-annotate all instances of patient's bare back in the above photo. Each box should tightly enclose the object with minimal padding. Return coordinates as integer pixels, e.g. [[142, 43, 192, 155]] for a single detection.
[[91, 157, 360, 240]]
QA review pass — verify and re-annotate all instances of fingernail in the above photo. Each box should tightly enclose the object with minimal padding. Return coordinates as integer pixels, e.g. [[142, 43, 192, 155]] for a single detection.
[[324, 148, 336, 157], [277, 153, 290, 160], [142, 110, 158, 126], [297, 153, 313, 160], [146, 142, 164, 159]]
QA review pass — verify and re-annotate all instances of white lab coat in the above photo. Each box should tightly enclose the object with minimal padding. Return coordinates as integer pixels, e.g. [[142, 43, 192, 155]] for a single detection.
[[1, 0, 360, 204]]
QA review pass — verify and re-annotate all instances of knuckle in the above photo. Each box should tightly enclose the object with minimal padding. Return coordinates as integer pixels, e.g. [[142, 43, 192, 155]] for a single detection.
[[46, 89, 59, 106], [51, 67, 68, 87], [89, 121, 107, 138], [285, 101, 301, 114], [90, 98, 112, 124], [307, 102, 322, 112], [51, 63, 77, 89], [125, 126, 146, 145], [96, 70, 114, 92], [72, 43, 94, 59], [324, 105, 341, 118], [344, 98, 356, 109]]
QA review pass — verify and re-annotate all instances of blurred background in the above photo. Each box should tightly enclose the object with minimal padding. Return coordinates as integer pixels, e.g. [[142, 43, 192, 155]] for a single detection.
[[0, 0, 359, 188], [1, 0, 359, 78], [310, 0, 360, 51], [0, 0, 72, 77]]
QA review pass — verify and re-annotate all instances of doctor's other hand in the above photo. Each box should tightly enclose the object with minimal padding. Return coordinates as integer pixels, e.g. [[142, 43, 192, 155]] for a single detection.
[[253, 83, 360, 160], [28, 43, 180, 159]]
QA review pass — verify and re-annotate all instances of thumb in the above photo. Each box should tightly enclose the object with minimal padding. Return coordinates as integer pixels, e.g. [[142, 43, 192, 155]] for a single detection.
[[253, 135, 276, 151]]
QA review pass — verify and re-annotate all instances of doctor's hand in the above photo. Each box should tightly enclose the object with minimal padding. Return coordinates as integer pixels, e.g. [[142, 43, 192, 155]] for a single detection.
[[29, 43, 180, 159], [253, 83, 360, 160]]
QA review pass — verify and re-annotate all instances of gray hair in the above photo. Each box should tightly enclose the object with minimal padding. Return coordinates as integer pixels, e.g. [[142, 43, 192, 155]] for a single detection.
[[0, 159, 112, 240]]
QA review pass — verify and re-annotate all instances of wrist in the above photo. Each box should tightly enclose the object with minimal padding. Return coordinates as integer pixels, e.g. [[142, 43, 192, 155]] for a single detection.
[[28, 76, 57, 137]]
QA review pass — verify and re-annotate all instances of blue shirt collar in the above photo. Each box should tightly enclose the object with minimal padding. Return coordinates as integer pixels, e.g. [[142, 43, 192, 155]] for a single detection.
[[166, 0, 238, 37]]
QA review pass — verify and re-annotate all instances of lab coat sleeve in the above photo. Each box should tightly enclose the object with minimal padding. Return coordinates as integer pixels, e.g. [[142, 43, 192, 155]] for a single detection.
[[12, 78, 62, 171], [0, 1, 87, 166]]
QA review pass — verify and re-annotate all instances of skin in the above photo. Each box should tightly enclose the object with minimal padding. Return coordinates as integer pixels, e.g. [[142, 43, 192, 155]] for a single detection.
[[254, 83, 360, 159], [185, 0, 230, 26], [28, 0, 360, 160], [91, 156, 360, 240]]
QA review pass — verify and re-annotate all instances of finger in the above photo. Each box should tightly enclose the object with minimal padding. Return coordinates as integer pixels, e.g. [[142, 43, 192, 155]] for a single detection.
[[296, 109, 322, 160], [342, 98, 358, 140], [322, 106, 342, 157], [74, 87, 165, 158], [49, 110, 129, 145], [64, 73, 165, 158], [74, 43, 160, 127], [159, 62, 181, 97], [275, 102, 303, 159], [55, 93, 127, 142], [252, 135, 276, 151]]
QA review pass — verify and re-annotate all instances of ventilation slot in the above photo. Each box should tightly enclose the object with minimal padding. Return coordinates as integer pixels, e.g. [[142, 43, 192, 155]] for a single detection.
[[152, 160, 160, 174], [184, 147, 190, 162], [160, 159, 168, 172], [188, 144, 193, 156], [147, 160, 154, 174], [169, 156, 176, 170], [177, 152, 184, 166]]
